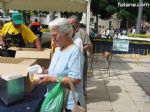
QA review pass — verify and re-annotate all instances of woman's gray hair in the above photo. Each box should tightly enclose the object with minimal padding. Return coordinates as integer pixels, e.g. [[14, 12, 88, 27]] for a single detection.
[[48, 18, 73, 38]]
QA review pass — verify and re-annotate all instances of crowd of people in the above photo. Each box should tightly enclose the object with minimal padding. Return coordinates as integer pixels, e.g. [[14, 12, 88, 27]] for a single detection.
[[37, 15, 92, 111], [96, 23, 150, 39], [1, 11, 149, 112], [0, 12, 92, 112]]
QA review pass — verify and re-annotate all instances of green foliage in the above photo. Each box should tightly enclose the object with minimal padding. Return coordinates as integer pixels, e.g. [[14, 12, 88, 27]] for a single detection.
[[105, 5, 117, 15], [128, 34, 150, 38], [91, 0, 112, 19], [118, 9, 131, 19], [91, 0, 100, 15], [91, 0, 150, 24]]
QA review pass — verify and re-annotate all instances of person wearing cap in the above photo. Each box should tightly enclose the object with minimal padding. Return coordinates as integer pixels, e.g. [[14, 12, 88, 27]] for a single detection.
[[0, 12, 42, 50]]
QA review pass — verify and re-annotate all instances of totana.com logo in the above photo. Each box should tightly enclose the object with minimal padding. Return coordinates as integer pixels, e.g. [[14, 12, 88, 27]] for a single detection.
[[118, 2, 150, 7]]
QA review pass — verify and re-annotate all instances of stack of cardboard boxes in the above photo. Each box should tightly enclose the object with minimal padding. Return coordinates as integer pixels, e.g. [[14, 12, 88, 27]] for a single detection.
[[0, 48, 51, 105]]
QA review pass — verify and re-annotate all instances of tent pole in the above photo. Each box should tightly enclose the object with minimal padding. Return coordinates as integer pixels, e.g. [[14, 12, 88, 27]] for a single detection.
[[86, 0, 91, 35]]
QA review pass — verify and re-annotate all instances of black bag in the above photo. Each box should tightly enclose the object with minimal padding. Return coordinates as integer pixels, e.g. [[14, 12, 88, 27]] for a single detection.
[[0, 46, 16, 57]]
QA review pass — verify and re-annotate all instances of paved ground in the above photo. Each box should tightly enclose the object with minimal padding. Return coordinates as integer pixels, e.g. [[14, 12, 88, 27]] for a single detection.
[[87, 54, 150, 112], [40, 34, 150, 112]]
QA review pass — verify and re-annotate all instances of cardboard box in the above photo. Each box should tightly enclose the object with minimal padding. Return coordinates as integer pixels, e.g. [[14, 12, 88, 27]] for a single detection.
[[14, 48, 51, 59], [0, 63, 29, 77], [0, 57, 50, 69], [12, 47, 51, 68], [0, 59, 35, 93], [0, 48, 51, 93], [8, 47, 51, 68], [0, 57, 37, 66], [0, 58, 50, 93]]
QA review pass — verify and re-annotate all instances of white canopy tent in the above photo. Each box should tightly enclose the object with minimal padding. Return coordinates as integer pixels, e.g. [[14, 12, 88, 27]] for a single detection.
[[0, 0, 87, 12], [0, 0, 91, 34]]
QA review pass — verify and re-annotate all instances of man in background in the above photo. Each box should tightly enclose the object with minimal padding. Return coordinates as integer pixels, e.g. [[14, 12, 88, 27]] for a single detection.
[[0, 12, 42, 50], [30, 18, 43, 40], [68, 15, 92, 96]]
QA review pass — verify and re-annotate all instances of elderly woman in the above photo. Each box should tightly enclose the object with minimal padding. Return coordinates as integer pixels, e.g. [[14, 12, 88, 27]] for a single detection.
[[38, 18, 85, 112]]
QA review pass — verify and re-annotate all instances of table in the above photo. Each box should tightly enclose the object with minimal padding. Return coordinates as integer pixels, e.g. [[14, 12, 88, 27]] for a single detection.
[[119, 35, 150, 42], [92, 38, 150, 55], [0, 85, 46, 112], [90, 37, 150, 76]]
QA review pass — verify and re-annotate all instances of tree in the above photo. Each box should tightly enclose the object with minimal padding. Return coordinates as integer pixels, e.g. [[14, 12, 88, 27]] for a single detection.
[[91, 0, 117, 32], [90, 0, 150, 31], [136, 0, 143, 34]]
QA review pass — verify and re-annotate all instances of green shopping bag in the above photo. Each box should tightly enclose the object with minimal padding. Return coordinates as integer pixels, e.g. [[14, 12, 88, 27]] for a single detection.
[[40, 78, 65, 112]]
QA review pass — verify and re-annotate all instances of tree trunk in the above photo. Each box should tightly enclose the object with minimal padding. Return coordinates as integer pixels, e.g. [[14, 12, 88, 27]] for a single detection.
[[126, 19, 129, 31], [95, 14, 98, 33], [136, 0, 143, 34]]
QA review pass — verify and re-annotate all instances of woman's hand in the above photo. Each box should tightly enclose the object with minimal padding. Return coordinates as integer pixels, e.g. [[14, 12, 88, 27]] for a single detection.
[[38, 76, 57, 85], [38, 76, 52, 85]]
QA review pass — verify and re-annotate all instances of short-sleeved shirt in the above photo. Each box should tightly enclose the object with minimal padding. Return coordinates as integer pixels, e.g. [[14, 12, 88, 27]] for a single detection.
[[72, 35, 83, 53], [47, 44, 85, 110], [1, 22, 37, 43], [75, 28, 91, 45]]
